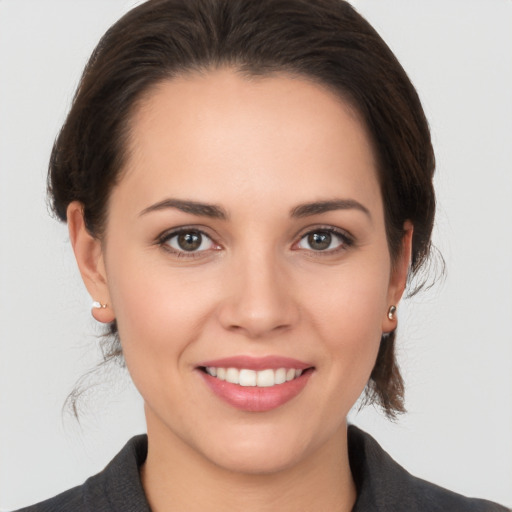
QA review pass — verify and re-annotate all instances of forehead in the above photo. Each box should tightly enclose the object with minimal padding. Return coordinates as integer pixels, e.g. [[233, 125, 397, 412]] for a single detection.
[[118, 68, 381, 216]]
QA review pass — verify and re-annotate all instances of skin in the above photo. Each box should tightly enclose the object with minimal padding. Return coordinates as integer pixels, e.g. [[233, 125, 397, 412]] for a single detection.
[[68, 69, 412, 512]]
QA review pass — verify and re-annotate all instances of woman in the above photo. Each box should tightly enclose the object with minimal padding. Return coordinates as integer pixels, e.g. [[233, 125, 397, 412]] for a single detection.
[[7, 0, 510, 510]]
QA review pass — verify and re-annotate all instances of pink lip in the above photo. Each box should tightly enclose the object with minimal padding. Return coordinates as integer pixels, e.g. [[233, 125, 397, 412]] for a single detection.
[[198, 355, 312, 371], [197, 356, 314, 413]]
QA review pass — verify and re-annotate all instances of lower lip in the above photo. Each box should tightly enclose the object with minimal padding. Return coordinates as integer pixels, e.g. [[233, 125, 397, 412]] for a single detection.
[[199, 370, 312, 412]]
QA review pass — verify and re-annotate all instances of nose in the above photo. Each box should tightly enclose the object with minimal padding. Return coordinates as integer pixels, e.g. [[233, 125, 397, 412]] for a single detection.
[[217, 249, 300, 339]]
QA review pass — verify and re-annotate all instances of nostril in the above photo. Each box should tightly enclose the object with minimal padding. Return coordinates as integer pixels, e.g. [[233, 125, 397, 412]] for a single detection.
[[216, 279, 300, 338]]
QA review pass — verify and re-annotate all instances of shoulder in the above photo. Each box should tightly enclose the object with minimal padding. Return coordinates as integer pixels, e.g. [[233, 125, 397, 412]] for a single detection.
[[348, 425, 510, 512], [13, 485, 85, 512], [12, 435, 150, 512]]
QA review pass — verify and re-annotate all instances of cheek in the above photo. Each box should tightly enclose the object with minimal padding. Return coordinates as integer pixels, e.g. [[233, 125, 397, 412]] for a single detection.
[[304, 256, 390, 334], [303, 257, 390, 382], [105, 250, 218, 376]]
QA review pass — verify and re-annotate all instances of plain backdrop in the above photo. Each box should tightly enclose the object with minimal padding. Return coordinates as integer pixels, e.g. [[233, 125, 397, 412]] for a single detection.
[[1, 0, 511, 509]]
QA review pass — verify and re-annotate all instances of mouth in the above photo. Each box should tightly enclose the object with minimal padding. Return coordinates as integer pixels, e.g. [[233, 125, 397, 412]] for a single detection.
[[197, 357, 314, 412], [200, 366, 307, 387]]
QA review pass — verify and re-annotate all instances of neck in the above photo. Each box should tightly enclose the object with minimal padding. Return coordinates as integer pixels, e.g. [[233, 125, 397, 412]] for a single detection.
[[140, 413, 356, 512]]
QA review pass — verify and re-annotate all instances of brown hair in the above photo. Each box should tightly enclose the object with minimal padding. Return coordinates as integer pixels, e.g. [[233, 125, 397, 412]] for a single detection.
[[50, 0, 436, 418]]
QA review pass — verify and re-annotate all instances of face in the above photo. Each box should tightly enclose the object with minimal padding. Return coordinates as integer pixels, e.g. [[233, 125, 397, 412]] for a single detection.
[[71, 69, 410, 474]]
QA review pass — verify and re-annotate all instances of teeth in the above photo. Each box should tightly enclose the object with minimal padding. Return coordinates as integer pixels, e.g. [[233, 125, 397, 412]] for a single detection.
[[275, 368, 286, 384], [204, 366, 306, 387], [257, 369, 275, 387], [206, 367, 217, 377], [239, 369, 256, 387], [226, 368, 239, 384]]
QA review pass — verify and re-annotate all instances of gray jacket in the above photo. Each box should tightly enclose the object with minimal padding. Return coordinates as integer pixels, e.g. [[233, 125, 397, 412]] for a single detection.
[[15, 426, 509, 511]]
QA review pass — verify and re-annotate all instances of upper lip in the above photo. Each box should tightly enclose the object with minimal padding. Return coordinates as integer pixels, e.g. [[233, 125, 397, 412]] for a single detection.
[[197, 355, 313, 371]]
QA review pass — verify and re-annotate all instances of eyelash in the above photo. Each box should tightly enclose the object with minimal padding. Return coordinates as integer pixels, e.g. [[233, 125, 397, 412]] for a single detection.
[[157, 227, 219, 259], [156, 225, 354, 258], [295, 226, 354, 256]]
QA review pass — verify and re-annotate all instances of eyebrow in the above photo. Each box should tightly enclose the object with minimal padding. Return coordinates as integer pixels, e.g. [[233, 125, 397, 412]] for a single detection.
[[139, 198, 228, 219], [290, 199, 371, 219], [139, 197, 370, 221]]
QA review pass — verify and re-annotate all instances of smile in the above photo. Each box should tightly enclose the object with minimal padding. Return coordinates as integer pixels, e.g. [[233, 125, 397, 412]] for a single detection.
[[198, 357, 314, 412], [204, 367, 303, 387]]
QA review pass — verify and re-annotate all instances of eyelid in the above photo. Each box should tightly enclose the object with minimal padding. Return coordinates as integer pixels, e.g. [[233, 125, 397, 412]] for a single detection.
[[156, 225, 222, 257], [154, 224, 354, 257], [293, 225, 355, 253]]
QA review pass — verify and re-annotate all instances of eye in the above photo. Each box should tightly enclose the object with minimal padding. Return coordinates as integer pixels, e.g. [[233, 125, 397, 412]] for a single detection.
[[297, 228, 351, 252], [161, 229, 216, 254]]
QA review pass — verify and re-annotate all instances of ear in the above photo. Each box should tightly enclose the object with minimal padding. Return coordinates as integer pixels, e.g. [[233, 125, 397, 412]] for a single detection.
[[67, 201, 115, 323], [382, 220, 413, 333]]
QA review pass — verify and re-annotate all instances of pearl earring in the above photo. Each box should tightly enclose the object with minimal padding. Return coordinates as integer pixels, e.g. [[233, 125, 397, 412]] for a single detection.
[[387, 305, 397, 320]]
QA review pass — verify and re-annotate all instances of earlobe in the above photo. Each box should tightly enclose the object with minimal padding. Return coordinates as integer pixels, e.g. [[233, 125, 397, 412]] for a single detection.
[[383, 221, 413, 332], [67, 202, 115, 323], [91, 300, 114, 323]]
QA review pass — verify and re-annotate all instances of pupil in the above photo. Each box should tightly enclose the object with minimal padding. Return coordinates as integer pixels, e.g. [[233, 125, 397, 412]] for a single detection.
[[178, 232, 201, 251], [308, 232, 331, 250]]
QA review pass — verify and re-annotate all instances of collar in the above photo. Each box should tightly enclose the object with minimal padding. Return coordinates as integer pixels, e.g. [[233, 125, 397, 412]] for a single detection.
[[83, 426, 506, 512]]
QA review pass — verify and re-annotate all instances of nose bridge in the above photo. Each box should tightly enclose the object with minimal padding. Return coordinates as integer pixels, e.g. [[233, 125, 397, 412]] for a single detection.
[[218, 243, 298, 337]]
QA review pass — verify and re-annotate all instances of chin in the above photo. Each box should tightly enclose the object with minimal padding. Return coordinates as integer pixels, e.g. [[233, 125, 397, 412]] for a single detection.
[[194, 421, 329, 476], [211, 441, 307, 475]]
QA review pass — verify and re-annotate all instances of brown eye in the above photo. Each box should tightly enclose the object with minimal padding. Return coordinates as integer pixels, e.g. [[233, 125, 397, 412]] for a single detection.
[[307, 232, 332, 250], [165, 230, 214, 253], [297, 229, 348, 252], [177, 232, 202, 251]]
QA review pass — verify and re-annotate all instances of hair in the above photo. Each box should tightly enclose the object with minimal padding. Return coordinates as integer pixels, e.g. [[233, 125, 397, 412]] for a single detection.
[[50, 0, 436, 419]]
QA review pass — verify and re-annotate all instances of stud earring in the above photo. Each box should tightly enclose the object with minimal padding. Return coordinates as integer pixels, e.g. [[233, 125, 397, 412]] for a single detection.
[[387, 305, 397, 320], [91, 300, 114, 324]]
